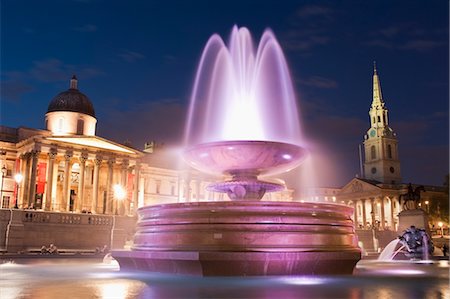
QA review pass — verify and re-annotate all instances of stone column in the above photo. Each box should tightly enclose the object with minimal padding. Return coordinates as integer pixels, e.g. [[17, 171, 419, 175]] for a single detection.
[[370, 198, 376, 227], [44, 150, 57, 211], [390, 196, 396, 230], [380, 197, 386, 229], [132, 163, 140, 214], [119, 160, 129, 215], [362, 199, 367, 228], [92, 156, 102, 213], [28, 150, 40, 208], [62, 151, 73, 212], [353, 200, 358, 226], [105, 158, 115, 214], [18, 154, 29, 208], [76, 152, 88, 212]]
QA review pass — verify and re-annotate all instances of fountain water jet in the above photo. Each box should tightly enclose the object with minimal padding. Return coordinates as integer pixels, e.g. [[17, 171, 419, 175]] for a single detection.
[[113, 26, 361, 275]]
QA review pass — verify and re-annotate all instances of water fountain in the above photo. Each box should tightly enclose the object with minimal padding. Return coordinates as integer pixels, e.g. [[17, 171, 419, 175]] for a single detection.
[[113, 26, 361, 275]]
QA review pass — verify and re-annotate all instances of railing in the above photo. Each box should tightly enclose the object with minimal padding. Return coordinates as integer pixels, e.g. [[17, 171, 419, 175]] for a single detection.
[[21, 210, 112, 226]]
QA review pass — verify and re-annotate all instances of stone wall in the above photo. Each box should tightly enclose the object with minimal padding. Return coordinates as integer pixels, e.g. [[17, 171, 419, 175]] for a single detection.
[[0, 209, 136, 253]]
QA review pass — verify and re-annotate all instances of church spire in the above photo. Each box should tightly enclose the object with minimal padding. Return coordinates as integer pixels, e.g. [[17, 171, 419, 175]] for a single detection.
[[372, 61, 383, 106]]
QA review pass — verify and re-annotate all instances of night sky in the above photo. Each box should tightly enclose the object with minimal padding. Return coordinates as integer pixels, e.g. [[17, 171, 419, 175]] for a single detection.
[[1, 0, 448, 188]]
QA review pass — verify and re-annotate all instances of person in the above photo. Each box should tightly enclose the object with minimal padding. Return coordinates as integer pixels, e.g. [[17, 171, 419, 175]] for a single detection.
[[40, 245, 48, 254], [48, 243, 58, 254], [443, 243, 449, 257]]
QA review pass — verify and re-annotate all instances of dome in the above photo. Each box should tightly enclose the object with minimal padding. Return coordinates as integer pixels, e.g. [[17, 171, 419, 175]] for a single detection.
[[47, 76, 95, 117]]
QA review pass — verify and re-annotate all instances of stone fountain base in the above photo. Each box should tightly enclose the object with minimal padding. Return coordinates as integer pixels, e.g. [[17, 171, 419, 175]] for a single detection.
[[113, 201, 361, 276]]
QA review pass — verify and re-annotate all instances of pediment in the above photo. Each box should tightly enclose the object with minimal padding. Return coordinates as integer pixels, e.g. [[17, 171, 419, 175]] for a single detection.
[[340, 178, 380, 194]]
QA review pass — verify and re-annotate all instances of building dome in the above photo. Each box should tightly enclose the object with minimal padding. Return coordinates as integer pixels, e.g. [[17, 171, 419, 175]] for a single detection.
[[47, 75, 95, 117]]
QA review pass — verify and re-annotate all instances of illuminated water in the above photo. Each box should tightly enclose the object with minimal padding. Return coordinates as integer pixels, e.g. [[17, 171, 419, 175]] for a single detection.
[[184, 25, 303, 146], [1, 258, 449, 299]]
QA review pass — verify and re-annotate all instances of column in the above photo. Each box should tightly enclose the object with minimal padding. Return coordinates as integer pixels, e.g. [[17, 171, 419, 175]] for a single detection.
[[380, 197, 386, 229], [44, 150, 57, 211], [28, 150, 40, 208], [132, 163, 140, 214], [92, 155, 102, 213], [22, 153, 31, 207], [62, 151, 73, 212], [353, 200, 357, 226], [76, 152, 88, 212], [390, 196, 396, 230], [370, 198, 375, 227], [105, 157, 115, 214], [119, 159, 129, 215], [362, 199, 367, 228], [18, 154, 29, 208]]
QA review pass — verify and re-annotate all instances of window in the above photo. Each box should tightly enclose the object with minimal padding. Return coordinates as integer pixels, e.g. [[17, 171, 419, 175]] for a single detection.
[[371, 146, 376, 159], [377, 116, 381, 122], [383, 114, 386, 123], [76, 119, 84, 135], [1, 196, 10, 208], [387, 144, 392, 159], [58, 117, 64, 133], [371, 167, 377, 174]]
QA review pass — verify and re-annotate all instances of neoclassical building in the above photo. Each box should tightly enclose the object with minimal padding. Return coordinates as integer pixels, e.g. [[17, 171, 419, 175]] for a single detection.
[[0, 77, 144, 215]]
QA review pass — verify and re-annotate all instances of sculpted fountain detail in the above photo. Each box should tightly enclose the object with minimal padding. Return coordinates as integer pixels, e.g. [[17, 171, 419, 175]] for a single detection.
[[113, 26, 361, 275]]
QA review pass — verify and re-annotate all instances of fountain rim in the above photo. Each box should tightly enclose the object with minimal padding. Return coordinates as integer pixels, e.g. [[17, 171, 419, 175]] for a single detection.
[[183, 139, 307, 152], [137, 200, 354, 214]]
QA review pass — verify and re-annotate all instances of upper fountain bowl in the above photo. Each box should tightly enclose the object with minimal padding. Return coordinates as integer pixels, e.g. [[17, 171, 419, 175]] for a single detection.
[[183, 140, 308, 178]]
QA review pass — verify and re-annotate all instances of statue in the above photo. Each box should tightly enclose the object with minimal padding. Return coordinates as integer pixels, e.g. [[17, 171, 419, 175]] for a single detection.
[[400, 183, 425, 210], [398, 225, 434, 260]]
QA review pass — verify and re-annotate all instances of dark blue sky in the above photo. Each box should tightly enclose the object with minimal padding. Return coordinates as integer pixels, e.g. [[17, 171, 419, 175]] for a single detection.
[[1, 0, 448, 187]]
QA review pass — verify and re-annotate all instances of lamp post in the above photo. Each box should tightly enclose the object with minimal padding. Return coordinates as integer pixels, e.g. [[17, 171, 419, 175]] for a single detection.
[[424, 200, 429, 213], [0, 165, 6, 207], [14, 173, 23, 209], [113, 184, 126, 215]]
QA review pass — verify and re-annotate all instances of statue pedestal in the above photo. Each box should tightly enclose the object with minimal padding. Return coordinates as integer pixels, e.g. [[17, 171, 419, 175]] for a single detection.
[[398, 209, 430, 235]]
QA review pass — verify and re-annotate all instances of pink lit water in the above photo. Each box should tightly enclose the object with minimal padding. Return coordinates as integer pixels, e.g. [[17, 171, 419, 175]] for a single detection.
[[184, 26, 303, 146]]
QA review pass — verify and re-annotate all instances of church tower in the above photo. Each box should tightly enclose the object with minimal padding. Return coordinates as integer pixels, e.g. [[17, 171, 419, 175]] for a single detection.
[[363, 63, 402, 184]]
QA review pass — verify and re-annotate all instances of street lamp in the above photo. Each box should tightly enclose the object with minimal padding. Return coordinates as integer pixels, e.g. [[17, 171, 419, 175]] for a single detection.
[[438, 221, 444, 237], [113, 184, 126, 215], [424, 200, 429, 213], [14, 173, 23, 209], [0, 165, 6, 206]]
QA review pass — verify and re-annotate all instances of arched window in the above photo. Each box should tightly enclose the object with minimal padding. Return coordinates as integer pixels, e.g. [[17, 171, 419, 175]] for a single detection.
[[76, 119, 84, 135], [387, 144, 392, 159], [371, 145, 376, 159]]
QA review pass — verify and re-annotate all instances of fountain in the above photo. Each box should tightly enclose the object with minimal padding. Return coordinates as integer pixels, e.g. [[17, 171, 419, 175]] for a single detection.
[[113, 26, 361, 275]]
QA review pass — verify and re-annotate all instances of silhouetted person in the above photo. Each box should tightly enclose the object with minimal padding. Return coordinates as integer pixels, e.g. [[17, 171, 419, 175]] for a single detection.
[[443, 243, 449, 257]]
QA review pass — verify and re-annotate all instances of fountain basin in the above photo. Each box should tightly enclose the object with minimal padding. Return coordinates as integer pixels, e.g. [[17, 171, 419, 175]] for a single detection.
[[183, 140, 308, 199], [113, 201, 361, 276], [183, 140, 308, 177]]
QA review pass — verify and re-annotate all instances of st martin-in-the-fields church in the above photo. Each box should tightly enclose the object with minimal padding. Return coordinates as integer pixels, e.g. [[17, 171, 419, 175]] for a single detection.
[[338, 63, 446, 231]]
